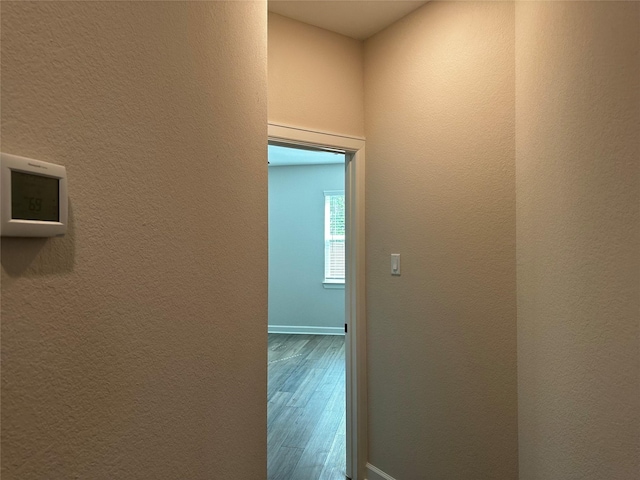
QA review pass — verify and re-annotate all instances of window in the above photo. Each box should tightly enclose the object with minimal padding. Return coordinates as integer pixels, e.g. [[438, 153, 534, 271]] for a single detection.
[[324, 190, 345, 287]]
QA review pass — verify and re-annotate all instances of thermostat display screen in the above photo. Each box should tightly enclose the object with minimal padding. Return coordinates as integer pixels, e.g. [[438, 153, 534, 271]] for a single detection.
[[11, 170, 60, 222]]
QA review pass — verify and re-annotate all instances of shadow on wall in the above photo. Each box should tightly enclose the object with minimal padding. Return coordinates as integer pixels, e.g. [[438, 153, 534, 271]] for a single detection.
[[2, 202, 76, 278]]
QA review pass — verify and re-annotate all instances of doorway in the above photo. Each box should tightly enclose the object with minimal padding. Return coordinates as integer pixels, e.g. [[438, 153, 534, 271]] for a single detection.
[[267, 124, 366, 480]]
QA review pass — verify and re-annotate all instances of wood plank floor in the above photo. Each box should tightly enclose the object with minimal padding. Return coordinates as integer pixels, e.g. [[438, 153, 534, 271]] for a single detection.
[[268, 334, 347, 480]]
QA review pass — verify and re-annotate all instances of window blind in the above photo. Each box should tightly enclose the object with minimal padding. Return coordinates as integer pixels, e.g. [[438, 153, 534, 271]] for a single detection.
[[324, 192, 345, 281]]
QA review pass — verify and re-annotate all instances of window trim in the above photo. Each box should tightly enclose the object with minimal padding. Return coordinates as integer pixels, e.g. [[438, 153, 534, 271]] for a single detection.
[[324, 189, 345, 285]]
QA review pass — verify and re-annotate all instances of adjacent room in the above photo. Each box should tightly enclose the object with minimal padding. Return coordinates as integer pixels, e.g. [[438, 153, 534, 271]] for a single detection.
[[267, 143, 347, 480]]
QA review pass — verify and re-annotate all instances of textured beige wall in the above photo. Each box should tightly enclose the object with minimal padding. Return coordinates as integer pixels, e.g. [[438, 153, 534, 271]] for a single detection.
[[364, 2, 517, 478], [268, 12, 364, 137], [1, 2, 267, 479], [516, 2, 640, 479]]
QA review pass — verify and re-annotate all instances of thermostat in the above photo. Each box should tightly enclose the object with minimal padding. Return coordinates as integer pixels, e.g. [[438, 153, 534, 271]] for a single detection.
[[1, 153, 68, 237]]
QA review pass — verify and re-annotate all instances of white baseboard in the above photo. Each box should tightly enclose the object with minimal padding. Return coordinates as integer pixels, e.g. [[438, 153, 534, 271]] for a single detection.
[[366, 463, 397, 480], [268, 325, 344, 335]]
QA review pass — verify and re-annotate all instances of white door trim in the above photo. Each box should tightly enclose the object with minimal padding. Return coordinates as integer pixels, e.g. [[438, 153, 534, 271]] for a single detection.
[[268, 122, 367, 480]]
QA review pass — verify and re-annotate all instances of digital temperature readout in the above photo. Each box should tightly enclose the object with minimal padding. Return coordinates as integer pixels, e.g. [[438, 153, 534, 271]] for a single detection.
[[11, 170, 60, 222]]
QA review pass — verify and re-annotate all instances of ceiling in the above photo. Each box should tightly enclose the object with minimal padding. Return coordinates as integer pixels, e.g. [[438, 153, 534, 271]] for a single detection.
[[268, 144, 345, 166], [268, 1, 429, 40]]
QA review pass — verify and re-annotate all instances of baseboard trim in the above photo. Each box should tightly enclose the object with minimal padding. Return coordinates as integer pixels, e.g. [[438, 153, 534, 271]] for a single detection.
[[268, 325, 344, 336], [366, 463, 397, 480]]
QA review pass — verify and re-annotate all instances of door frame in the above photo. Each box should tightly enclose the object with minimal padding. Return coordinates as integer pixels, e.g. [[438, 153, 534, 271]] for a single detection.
[[268, 123, 367, 480]]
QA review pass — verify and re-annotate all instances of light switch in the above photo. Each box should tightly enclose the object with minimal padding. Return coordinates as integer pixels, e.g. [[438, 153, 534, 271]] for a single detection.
[[391, 254, 401, 276]]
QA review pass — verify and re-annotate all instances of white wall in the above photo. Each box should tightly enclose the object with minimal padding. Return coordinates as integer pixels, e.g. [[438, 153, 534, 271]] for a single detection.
[[1, 2, 268, 478], [364, 3, 518, 478], [516, 2, 640, 478], [268, 12, 364, 137]]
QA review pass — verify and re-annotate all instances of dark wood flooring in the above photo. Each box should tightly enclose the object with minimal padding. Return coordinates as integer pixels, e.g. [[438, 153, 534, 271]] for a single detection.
[[268, 334, 347, 480]]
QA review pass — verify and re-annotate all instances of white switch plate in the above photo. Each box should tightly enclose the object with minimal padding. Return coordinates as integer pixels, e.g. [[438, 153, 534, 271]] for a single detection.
[[391, 254, 401, 275]]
